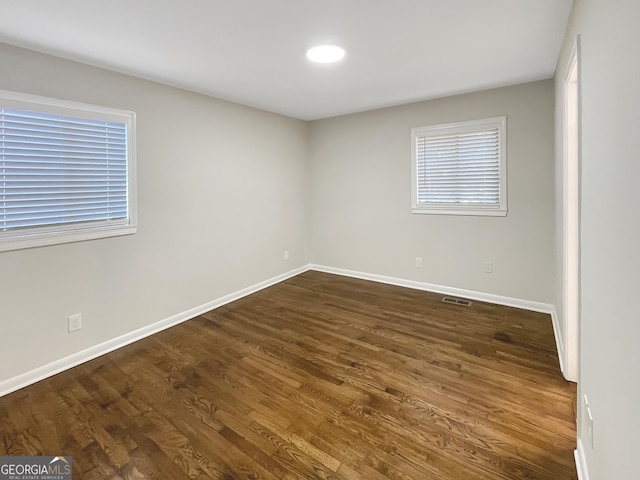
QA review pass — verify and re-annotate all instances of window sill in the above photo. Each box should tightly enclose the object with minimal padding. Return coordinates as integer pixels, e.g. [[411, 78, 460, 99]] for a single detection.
[[0, 225, 137, 252], [411, 208, 507, 217]]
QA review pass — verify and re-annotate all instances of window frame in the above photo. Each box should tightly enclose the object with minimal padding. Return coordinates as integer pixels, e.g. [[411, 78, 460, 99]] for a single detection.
[[410, 116, 507, 217], [0, 89, 137, 252]]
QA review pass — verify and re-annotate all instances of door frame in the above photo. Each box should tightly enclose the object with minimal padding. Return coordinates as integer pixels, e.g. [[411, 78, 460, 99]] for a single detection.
[[562, 36, 581, 383]]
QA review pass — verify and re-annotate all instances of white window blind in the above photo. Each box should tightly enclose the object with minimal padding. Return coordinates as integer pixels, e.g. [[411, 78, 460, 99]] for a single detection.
[[411, 117, 507, 216], [0, 90, 136, 251]]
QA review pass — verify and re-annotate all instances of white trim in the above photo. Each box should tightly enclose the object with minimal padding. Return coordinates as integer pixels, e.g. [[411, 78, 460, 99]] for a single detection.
[[410, 116, 508, 217], [561, 36, 581, 383], [0, 265, 308, 398], [551, 310, 563, 370], [0, 263, 567, 397], [310, 265, 567, 376], [574, 439, 590, 480], [0, 225, 137, 253], [0, 88, 137, 253], [411, 208, 507, 217], [550, 306, 569, 379], [309, 264, 554, 314], [0, 88, 135, 121]]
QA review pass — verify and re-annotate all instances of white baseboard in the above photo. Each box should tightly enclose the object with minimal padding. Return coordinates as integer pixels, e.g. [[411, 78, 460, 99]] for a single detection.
[[1, 263, 565, 398], [0, 265, 309, 398], [550, 306, 579, 382], [309, 264, 556, 315], [575, 439, 590, 480], [550, 306, 568, 379], [310, 265, 568, 379]]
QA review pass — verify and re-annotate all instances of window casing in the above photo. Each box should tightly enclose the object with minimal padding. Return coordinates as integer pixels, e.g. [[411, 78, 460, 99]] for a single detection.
[[0, 89, 136, 252], [411, 116, 507, 216]]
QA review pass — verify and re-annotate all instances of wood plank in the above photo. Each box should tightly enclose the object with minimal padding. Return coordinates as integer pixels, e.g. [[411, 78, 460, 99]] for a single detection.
[[0, 271, 577, 479]]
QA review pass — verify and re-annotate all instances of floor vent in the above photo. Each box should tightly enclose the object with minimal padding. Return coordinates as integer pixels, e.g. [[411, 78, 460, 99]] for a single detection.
[[442, 296, 472, 307]]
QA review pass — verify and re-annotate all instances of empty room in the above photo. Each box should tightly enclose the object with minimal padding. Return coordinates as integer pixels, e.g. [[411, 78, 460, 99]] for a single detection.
[[0, 1, 638, 479]]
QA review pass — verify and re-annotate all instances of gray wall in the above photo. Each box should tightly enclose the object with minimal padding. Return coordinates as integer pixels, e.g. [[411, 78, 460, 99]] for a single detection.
[[0, 43, 563, 412], [309, 81, 556, 303], [0, 43, 310, 382], [555, 1, 640, 478]]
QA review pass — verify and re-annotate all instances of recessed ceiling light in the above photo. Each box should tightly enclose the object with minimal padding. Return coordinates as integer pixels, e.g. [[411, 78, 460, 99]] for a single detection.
[[306, 44, 345, 64]]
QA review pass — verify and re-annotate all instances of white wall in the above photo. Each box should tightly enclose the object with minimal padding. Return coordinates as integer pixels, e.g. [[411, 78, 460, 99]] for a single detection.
[[555, 1, 640, 478], [0, 43, 309, 384], [309, 81, 556, 304]]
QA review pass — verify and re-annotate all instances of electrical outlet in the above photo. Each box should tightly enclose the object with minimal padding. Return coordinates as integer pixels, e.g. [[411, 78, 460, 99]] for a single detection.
[[584, 394, 594, 448], [483, 262, 493, 274], [68, 313, 82, 333], [415, 257, 423, 269], [283, 250, 289, 261]]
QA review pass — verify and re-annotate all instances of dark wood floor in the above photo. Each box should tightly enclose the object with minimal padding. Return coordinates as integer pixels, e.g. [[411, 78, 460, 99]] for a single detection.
[[0, 271, 577, 479]]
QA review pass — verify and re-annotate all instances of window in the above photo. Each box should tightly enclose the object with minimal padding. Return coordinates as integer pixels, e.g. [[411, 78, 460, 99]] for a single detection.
[[0, 90, 136, 252], [411, 116, 507, 216]]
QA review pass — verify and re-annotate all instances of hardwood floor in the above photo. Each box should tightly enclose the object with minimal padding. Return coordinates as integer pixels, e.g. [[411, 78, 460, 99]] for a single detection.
[[0, 271, 577, 479]]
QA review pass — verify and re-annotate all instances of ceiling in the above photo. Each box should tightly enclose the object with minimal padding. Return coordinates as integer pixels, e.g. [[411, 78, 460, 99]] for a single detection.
[[0, 0, 573, 120]]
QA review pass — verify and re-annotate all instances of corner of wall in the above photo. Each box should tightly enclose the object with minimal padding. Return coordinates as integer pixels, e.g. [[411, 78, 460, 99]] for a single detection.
[[0, 265, 311, 398]]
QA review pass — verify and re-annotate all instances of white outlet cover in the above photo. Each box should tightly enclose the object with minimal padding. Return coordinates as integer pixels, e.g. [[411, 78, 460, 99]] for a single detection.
[[68, 313, 82, 333], [584, 394, 594, 448]]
